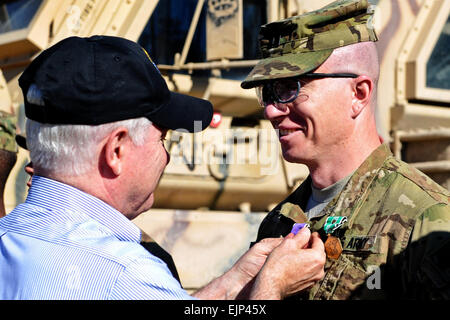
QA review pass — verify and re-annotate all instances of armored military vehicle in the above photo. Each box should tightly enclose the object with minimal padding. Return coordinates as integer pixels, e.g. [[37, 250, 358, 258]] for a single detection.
[[1, 0, 448, 292]]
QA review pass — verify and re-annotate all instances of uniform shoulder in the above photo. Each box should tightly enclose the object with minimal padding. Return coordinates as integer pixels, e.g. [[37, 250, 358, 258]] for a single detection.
[[383, 156, 449, 206]]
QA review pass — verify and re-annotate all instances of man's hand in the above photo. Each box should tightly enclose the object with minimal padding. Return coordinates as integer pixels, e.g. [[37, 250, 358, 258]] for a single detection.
[[250, 228, 326, 300], [233, 237, 285, 283], [193, 237, 284, 300], [193, 228, 325, 300], [231, 237, 285, 299]]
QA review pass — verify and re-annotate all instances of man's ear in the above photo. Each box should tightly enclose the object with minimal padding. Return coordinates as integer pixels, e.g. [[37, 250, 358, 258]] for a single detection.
[[104, 128, 129, 176], [351, 76, 373, 118]]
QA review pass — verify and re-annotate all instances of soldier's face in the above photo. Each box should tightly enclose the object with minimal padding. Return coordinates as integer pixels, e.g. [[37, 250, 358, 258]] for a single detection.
[[264, 70, 355, 165]]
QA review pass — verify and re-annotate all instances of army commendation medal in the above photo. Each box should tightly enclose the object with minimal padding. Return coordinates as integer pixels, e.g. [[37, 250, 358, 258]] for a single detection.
[[324, 216, 347, 260]]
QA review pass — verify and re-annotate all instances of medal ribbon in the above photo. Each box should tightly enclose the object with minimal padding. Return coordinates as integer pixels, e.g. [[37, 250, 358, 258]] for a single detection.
[[324, 216, 347, 234]]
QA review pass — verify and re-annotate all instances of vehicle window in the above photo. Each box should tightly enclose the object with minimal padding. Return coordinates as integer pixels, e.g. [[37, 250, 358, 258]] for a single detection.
[[138, 0, 207, 66], [0, 0, 43, 34], [138, 0, 266, 79], [426, 14, 450, 90]]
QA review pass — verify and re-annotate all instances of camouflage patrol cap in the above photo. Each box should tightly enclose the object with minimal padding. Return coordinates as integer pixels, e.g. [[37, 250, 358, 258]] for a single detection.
[[241, 0, 378, 89], [0, 111, 17, 153]]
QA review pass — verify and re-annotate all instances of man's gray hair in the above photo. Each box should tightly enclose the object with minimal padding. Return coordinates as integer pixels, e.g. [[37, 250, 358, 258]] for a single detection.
[[26, 117, 153, 176]]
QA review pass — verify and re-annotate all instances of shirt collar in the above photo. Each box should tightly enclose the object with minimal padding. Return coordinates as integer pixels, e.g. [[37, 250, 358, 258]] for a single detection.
[[277, 144, 392, 222], [26, 176, 142, 243], [319, 143, 392, 220], [310, 171, 354, 203]]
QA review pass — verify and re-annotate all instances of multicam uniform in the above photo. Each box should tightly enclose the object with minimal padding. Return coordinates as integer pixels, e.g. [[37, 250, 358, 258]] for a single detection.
[[241, 0, 450, 299], [0, 111, 17, 153], [254, 144, 450, 299]]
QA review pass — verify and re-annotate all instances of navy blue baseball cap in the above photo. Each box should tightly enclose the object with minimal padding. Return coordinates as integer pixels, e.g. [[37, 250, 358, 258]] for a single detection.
[[19, 35, 213, 132]]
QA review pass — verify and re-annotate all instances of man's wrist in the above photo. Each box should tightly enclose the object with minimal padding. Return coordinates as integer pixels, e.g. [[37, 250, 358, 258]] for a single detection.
[[249, 267, 284, 300], [192, 266, 250, 300], [221, 264, 254, 299]]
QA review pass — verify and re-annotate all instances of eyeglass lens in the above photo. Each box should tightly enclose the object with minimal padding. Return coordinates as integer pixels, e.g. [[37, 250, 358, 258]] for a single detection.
[[255, 73, 359, 108], [256, 80, 300, 107], [273, 80, 300, 103]]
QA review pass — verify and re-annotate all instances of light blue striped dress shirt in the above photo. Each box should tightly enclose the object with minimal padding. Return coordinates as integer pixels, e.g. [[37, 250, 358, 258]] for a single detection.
[[0, 176, 194, 300]]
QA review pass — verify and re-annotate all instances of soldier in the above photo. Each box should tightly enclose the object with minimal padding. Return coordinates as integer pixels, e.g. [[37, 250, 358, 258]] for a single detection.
[[0, 35, 325, 299], [0, 111, 17, 218], [241, 0, 450, 299]]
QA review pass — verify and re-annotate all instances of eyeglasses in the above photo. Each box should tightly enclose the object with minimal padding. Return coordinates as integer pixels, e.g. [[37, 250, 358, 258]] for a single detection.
[[255, 73, 359, 108]]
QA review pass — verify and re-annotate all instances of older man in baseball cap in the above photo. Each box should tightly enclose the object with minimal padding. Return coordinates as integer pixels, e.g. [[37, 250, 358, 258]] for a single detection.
[[243, 0, 449, 299], [0, 35, 325, 300]]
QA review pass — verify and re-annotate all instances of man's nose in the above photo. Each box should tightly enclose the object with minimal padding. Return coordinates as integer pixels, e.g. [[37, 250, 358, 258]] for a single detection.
[[263, 102, 290, 120]]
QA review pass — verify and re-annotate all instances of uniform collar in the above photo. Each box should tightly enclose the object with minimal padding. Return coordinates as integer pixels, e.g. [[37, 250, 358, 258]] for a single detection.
[[278, 144, 392, 223], [316, 143, 391, 223]]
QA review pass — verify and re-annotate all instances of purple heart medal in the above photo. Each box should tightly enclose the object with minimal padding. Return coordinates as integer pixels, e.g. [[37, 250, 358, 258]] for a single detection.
[[290, 223, 310, 235]]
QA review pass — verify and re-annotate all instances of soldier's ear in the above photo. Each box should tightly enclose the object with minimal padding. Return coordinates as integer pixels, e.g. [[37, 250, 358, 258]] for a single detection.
[[351, 75, 373, 118]]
